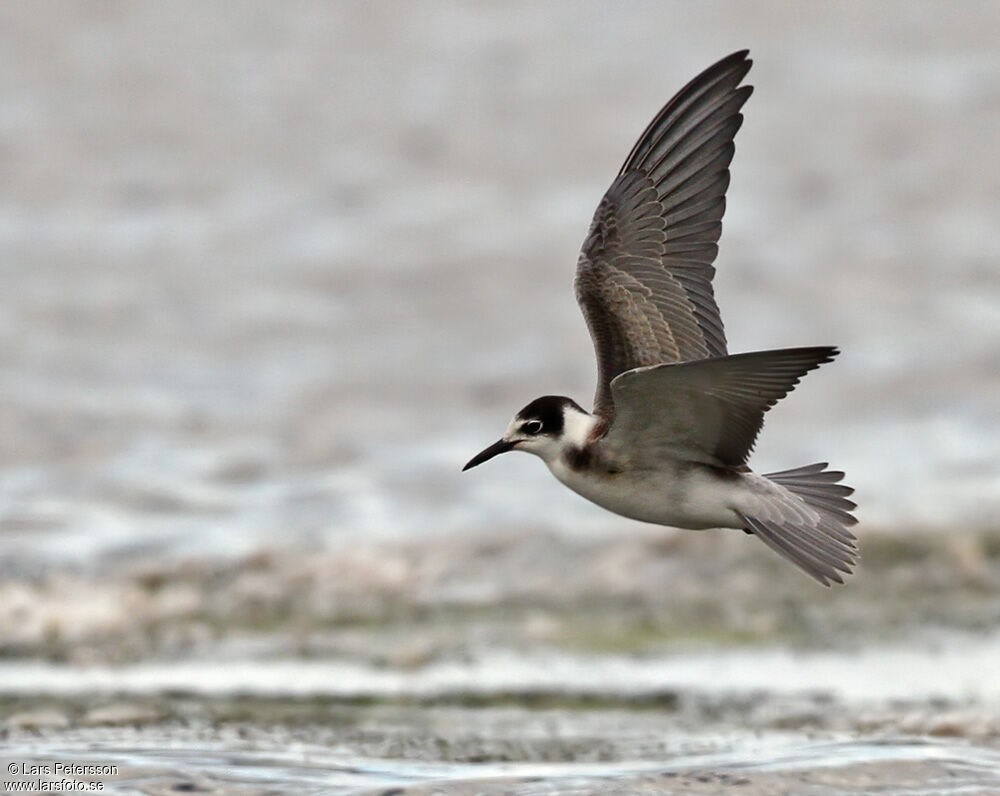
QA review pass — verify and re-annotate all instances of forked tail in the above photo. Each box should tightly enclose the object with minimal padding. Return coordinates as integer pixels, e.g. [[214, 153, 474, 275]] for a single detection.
[[737, 463, 858, 586]]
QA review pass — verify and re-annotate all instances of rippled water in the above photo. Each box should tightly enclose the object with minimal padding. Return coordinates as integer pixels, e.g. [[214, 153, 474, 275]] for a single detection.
[[4, 636, 1000, 793], [5, 736, 1000, 794]]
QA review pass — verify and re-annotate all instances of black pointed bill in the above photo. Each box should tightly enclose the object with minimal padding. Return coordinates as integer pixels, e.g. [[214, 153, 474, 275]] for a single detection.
[[462, 439, 515, 471]]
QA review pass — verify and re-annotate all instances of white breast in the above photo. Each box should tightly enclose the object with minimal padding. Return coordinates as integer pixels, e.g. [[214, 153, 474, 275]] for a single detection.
[[547, 454, 744, 531]]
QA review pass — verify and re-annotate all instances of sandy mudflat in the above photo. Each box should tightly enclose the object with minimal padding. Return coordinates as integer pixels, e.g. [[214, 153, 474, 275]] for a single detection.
[[3, 528, 1000, 665]]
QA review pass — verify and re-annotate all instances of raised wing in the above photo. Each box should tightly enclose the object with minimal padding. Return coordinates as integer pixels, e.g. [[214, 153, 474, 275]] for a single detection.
[[575, 50, 753, 420], [599, 347, 838, 468]]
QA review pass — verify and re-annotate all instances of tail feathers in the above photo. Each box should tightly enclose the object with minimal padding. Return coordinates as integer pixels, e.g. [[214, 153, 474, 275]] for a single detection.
[[767, 462, 859, 535], [740, 463, 858, 587]]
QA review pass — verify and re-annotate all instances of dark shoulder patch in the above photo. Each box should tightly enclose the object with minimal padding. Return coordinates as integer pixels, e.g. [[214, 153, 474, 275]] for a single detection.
[[563, 445, 591, 470], [563, 444, 621, 474]]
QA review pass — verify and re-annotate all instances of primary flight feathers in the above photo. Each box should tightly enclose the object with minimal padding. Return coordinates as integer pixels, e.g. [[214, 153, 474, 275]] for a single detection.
[[576, 50, 752, 420]]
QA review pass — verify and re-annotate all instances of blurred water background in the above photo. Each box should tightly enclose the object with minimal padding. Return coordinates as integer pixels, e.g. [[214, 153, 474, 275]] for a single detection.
[[1, 3, 1000, 794], [1, 1, 998, 569]]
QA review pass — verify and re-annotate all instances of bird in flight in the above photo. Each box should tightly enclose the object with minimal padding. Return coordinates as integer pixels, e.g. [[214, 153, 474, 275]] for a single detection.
[[463, 51, 857, 585]]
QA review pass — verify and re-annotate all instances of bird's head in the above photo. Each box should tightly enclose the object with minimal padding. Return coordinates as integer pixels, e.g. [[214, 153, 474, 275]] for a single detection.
[[463, 395, 594, 470]]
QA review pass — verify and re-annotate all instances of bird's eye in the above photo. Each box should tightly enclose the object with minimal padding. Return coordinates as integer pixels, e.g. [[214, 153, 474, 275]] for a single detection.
[[522, 420, 543, 435]]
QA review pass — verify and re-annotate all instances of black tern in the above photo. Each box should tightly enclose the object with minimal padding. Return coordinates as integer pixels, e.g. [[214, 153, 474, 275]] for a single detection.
[[464, 51, 857, 585]]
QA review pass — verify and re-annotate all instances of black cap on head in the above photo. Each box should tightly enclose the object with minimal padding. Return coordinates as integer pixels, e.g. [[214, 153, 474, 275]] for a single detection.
[[515, 395, 584, 437]]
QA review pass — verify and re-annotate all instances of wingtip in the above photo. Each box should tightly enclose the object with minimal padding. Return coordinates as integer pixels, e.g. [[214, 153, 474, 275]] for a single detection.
[[716, 50, 753, 83], [725, 49, 753, 75], [808, 345, 840, 364]]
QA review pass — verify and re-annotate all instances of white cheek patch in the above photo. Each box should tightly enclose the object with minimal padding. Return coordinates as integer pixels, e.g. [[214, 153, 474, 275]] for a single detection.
[[561, 409, 598, 447]]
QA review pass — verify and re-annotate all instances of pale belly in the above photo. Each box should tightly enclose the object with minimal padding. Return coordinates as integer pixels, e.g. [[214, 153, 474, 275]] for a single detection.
[[547, 458, 746, 531]]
